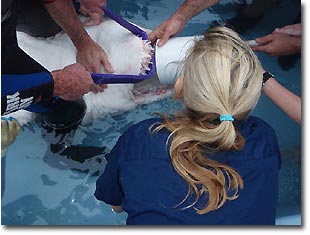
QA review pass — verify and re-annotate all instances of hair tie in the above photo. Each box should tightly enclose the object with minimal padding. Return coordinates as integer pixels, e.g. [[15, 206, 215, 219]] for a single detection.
[[220, 115, 234, 122]]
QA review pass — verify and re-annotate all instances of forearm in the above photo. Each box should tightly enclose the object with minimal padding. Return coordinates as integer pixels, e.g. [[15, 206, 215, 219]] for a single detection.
[[172, 0, 220, 22], [2, 42, 54, 115], [43, 0, 91, 49], [263, 78, 301, 124]]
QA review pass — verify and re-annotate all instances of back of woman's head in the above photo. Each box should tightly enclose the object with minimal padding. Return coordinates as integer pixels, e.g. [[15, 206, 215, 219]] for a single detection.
[[155, 26, 263, 214], [181, 26, 263, 149]]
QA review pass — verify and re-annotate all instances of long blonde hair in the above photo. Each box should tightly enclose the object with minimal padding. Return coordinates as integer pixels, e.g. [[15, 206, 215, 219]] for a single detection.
[[154, 26, 263, 214]]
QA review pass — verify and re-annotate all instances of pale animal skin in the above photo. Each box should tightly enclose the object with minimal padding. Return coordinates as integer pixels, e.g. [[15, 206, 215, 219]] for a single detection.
[[7, 19, 173, 126]]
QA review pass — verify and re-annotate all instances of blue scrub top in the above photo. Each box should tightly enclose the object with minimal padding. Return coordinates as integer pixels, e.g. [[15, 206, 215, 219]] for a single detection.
[[95, 116, 281, 225]]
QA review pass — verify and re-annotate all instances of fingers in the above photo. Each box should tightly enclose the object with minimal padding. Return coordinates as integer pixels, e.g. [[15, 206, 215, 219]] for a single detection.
[[83, 18, 95, 26], [99, 84, 108, 89], [82, 12, 102, 26], [79, 2, 103, 26], [100, 52, 114, 73], [251, 44, 270, 53], [79, 0, 104, 15], [90, 12, 102, 25], [157, 31, 171, 47], [149, 27, 171, 47], [274, 24, 302, 36], [90, 7, 104, 15], [148, 31, 157, 45], [76, 43, 113, 74], [79, 4, 89, 16], [150, 22, 173, 47], [252, 34, 273, 52], [274, 27, 300, 36], [255, 34, 274, 44], [90, 83, 105, 93], [149, 17, 185, 47], [149, 22, 168, 46]]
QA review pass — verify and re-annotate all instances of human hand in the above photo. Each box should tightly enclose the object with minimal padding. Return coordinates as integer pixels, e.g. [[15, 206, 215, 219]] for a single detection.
[[274, 23, 302, 36], [76, 39, 114, 92], [252, 32, 301, 56], [51, 63, 95, 100], [76, 39, 113, 73], [1, 117, 21, 152], [149, 14, 187, 47], [79, 0, 106, 26]]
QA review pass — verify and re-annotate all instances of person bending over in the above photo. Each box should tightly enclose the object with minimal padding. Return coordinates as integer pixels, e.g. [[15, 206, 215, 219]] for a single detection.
[[1, 0, 94, 127], [16, 0, 113, 78], [95, 26, 281, 225], [1, 0, 106, 160]]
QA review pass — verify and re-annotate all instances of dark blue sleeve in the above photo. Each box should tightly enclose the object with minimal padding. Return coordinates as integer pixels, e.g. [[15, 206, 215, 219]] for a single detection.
[[1, 43, 55, 115], [1, 72, 54, 115], [1, 5, 55, 115], [94, 134, 127, 206]]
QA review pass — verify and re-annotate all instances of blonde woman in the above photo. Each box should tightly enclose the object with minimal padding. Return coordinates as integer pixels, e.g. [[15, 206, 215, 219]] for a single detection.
[[95, 26, 281, 225]]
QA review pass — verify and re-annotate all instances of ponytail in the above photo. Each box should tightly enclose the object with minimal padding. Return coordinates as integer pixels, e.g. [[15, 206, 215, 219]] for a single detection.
[[153, 26, 262, 214]]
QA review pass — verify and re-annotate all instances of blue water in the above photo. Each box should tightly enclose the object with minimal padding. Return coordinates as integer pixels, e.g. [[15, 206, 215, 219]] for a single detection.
[[1, 0, 301, 225]]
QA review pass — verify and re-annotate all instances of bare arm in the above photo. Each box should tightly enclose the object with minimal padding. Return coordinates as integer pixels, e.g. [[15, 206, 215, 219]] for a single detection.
[[43, 0, 113, 85], [79, 0, 106, 26], [252, 32, 301, 56], [263, 77, 301, 124], [43, 0, 92, 51], [149, 0, 220, 46], [173, 0, 220, 22]]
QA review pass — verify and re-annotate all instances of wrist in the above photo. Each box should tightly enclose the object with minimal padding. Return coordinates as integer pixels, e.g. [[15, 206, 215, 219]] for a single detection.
[[51, 69, 65, 97], [73, 34, 93, 50], [262, 77, 276, 95], [262, 71, 274, 87], [173, 11, 187, 21]]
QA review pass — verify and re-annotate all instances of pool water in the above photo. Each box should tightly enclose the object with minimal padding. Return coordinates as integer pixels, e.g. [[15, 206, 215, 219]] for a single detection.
[[1, 0, 301, 225]]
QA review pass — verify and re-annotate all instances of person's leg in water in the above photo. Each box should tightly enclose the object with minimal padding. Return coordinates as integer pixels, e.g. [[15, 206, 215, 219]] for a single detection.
[[15, 0, 106, 168]]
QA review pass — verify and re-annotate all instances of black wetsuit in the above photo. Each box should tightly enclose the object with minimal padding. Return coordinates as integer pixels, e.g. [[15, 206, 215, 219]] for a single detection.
[[1, 0, 55, 115], [1, 0, 95, 161], [1, 0, 86, 126], [1, 0, 83, 116]]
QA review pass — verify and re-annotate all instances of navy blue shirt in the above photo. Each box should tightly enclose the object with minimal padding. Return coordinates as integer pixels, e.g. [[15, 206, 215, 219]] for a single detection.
[[95, 116, 281, 225]]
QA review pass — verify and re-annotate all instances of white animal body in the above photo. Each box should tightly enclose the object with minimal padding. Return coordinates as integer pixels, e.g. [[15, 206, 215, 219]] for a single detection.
[[8, 19, 173, 125]]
